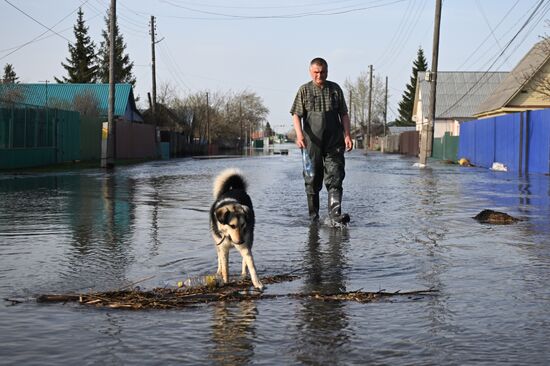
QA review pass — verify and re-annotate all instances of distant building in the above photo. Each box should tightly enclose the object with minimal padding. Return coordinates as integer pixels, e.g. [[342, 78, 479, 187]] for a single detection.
[[0, 83, 143, 122], [413, 71, 508, 137], [474, 40, 550, 119], [387, 126, 416, 135]]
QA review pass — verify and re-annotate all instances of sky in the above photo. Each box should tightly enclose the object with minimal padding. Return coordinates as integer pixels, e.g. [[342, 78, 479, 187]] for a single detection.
[[1, 0, 549, 133]]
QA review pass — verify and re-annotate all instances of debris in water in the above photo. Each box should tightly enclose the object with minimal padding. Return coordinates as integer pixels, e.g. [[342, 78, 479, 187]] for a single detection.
[[474, 209, 520, 224], [30, 273, 437, 310]]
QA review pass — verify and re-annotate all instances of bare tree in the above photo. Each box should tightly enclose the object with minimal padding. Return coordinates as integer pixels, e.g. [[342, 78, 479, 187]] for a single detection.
[[0, 84, 24, 104], [180, 89, 269, 145], [344, 71, 388, 135], [522, 35, 550, 98], [73, 90, 101, 116]]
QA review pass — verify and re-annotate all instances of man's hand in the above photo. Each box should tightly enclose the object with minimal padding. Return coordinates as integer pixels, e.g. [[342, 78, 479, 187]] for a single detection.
[[344, 135, 353, 151], [296, 135, 306, 149]]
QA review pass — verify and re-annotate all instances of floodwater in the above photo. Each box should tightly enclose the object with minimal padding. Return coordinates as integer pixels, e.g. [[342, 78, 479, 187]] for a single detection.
[[1, 146, 549, 365]]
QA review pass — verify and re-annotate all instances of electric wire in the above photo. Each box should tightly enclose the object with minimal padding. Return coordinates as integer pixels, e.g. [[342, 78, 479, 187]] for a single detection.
[[4, 0, 72, 42], [439, 0, 548, 117], [0, 0, 90, 61]]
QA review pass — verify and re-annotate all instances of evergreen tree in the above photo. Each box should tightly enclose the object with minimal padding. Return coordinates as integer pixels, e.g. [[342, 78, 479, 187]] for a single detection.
[[97, 11, 136, 86], [2, 63, 19, 83], [396, 47, 428, 126], [55, 8, 97, 83]]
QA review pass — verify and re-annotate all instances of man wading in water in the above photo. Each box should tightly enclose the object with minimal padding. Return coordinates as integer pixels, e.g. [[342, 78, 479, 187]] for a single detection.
[[290, 57, 353, 225]]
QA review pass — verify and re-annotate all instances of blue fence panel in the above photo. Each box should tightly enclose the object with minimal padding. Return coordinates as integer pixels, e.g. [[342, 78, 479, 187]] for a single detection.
[[494, 113, 520, 172], [458, 121, 475, 162], [527, 109, 550, 174], [459, 109, 550, 174], [473, 117, 496, 169]]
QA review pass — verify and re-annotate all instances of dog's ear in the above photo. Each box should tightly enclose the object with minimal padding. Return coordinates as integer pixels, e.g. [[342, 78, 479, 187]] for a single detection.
[[215, 207, 230, 224]]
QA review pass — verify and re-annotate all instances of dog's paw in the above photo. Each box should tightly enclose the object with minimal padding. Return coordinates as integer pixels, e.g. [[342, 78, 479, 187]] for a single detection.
[[253, 282, 264, 292]]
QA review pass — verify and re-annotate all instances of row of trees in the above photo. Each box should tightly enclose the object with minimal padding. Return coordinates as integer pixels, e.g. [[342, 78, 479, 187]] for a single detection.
[[146, 83, 269, 146]]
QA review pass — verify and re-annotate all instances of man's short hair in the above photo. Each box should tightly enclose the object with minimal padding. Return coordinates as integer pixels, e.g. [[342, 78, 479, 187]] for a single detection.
[[310, 57, 328, 68]]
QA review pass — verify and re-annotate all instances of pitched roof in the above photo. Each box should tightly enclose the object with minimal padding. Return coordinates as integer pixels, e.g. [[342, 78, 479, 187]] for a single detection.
[[388, 126, 416, 135], [475, 40, 550, 116], [416, 71, 508, 120], [0, 83, 135, 116]]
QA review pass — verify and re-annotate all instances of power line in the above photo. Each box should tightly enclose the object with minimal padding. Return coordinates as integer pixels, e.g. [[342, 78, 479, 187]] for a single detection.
[[140, 0, 408, 20], [0, 1, 91, 61], [457, 0, 530, 71], [4, 0, 72, 42], [439, 0, 549, 117]]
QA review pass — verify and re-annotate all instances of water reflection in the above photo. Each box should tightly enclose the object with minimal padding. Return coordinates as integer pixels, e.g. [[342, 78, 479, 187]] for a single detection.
[[295, 223, 351, 364], [209, 300, 258, 365], [61, 173, 137, 290]]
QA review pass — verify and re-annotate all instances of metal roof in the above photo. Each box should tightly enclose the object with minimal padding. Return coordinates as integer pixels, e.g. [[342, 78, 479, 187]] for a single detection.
[[388, 126, 416, 135], [475, 40, 550, 116], [0, 83, 135, 117], [416, 71, 508, 120]]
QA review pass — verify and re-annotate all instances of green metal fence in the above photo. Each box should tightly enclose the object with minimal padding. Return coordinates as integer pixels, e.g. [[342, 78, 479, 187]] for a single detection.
[[432, 132, 459, 161], [80, 116, 102, 161], [0, 102, 81, 169]]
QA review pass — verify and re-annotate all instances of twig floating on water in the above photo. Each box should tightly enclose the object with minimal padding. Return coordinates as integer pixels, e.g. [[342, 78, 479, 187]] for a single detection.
[[33, 272, 437, 310]]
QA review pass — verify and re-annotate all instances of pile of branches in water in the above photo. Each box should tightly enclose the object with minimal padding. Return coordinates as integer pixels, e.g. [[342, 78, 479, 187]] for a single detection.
[[31, 274, 437, 310]]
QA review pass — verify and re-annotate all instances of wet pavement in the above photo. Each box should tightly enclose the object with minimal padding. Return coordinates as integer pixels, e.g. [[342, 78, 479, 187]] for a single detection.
[[1, 146, 549, 365]]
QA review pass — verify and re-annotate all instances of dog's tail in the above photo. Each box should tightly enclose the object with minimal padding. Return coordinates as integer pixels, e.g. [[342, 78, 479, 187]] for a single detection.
[[213, 168, 248, 199]]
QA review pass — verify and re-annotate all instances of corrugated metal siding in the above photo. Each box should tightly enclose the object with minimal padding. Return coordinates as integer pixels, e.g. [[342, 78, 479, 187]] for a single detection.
[[433, 133, 459, 161], [80, 116, 102, 161], [528, 110, 550, 174], [398, 130, 419, 156], [115, 120, 157, 159], [0, 105, 80, 169], [0, 83, 132, 117], [458, 110, 550, 174]]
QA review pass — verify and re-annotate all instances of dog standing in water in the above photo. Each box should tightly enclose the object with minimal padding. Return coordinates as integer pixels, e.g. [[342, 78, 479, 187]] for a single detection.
[[210, 169, 263, 290]]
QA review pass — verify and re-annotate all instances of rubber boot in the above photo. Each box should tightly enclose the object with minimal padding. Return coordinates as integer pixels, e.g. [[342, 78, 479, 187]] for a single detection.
[[307, 193, 320, 221], [328, 190, 350, 225]]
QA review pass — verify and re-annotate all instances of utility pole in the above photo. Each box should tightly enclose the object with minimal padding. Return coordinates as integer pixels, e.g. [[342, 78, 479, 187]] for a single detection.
[[384, 76, 388, 136], [239, 102, 243, 150], [150, 16, 157, 120], [367, 64, 373, 150], [39, 80, 49, 107], [349, 89, 353, 141], [106, 0, 116, 168], [150, 15, 163, 158], [206, 92, 210, 146], [419, 0, 442, 165]]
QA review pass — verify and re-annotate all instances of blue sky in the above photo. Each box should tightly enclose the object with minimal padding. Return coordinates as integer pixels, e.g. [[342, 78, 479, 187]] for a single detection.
[[1, 0, 549, 132]]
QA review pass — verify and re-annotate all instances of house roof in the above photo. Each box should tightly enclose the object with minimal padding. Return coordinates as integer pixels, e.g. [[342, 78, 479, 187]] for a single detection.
[[415, 71, 508, 120], [475, 40, 550, 116], [0, 83, 136, 117], [388, 126, 416, 135]]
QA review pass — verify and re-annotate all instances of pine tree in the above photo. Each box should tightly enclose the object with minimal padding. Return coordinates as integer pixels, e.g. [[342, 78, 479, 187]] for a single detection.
[[396, 47, 428, 126], [55, 8, 98, 83], [2, 63, 19, 83], [97, 11, 136, 86]]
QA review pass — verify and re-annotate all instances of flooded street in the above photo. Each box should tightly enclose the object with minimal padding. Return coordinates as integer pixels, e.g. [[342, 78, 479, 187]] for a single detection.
[[1, 146, 549, 365]]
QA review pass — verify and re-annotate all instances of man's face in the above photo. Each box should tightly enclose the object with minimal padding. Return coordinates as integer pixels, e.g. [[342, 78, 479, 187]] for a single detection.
[[309, 64, 327, 87]]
